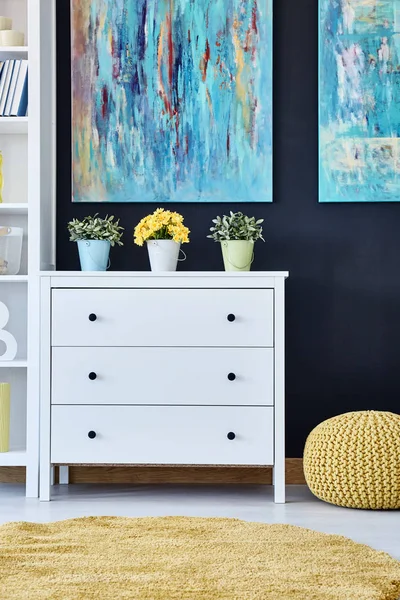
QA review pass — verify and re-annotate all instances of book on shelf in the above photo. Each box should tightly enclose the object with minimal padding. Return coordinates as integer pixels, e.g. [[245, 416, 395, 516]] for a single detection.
[[0, 59, 28, 118], [10, 60, 28, 117], [0, 60, 14, 115], [0, 61, 9, 109], [4, 60, 20, 116]]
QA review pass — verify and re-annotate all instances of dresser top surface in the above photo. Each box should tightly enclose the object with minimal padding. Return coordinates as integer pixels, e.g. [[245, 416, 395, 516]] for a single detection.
[[39, 271, 289, 278]]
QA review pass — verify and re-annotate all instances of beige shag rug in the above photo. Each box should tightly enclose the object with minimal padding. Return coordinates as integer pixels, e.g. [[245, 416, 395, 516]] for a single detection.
[[0, 516, 399, 599]]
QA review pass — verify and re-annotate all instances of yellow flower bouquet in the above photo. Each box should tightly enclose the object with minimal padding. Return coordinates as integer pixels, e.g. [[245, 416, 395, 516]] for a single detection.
[[134, 208, 190, 246], [134, 208, 190, 272]]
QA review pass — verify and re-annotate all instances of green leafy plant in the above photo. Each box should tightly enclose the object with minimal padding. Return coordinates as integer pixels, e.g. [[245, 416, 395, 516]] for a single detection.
[[208, 211, 265, 242], [68, 214, 124, 247]]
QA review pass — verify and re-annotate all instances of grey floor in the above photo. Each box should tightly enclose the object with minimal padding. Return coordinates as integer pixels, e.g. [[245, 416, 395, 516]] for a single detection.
[[0, 484, 399, 559]]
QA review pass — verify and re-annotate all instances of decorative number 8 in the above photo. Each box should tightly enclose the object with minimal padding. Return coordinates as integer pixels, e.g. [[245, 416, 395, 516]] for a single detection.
[[0, 301, 17, 360]]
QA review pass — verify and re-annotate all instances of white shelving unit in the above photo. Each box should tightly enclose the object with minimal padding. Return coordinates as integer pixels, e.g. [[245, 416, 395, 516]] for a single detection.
[[0, 47, 28, 60], [0, 203, 28, 215], [0, 0, 28, 485], [0, 448, 26, 466], [0, 0, 54, 497], [0, 275, 28, 282], [0, 117, 28, 134], [0, 360, 27, 367]]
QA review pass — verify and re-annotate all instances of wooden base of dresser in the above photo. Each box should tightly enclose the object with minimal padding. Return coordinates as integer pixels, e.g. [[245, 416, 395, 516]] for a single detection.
[[0, 460, 305, 485]]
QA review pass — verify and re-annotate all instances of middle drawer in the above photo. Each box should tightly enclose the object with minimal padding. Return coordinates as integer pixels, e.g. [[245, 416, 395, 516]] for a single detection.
[[51, 347, 274, 406]]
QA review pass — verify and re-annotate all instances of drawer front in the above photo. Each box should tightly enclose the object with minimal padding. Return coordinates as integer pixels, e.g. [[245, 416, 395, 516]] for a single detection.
[[51, 405, 274, 466], [51, 347, 274, 406], [51, 288, 274, 347]]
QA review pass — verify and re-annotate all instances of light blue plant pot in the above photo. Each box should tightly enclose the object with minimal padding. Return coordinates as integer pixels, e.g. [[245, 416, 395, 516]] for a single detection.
[[77, 240, 111, 271]]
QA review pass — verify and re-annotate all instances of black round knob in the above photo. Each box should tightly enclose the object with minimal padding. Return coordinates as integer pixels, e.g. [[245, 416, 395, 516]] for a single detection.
[[88, 372, 97, 381], [227, 314, 236, 322], [89, 313, 97, 322], [227, 432, 236, 440], [88, 431, 96, 439], [227, 373, 236, 381]]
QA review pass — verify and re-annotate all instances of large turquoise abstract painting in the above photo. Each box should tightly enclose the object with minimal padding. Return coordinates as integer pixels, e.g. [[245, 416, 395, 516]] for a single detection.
[[71, 0, 272, 203], [320, 0, 400, 202]]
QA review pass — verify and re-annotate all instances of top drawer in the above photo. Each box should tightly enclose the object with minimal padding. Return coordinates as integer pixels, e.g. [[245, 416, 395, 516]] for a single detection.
[[51, 288, 274, 347]]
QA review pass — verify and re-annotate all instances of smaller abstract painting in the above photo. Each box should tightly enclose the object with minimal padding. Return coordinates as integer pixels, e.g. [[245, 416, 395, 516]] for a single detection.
[[71, 0, 272, 203], [320, 0, 400, 202]]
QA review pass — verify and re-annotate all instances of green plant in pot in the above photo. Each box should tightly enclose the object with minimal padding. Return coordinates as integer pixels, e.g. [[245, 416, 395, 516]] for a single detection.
[[68, 214, 124, 271], [208, 211, 264, 272]]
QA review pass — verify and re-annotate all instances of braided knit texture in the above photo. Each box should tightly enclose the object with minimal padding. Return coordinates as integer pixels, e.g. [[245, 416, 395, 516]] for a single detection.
[[304, 411, 400, 510]]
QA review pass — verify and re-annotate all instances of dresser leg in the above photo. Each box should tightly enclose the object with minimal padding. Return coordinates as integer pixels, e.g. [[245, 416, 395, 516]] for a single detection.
[[273, 466, 286, 504], [273, 276, 286, 504], [59, 466, 69, 485], [39, 277, 52, 502], [50, 466, 55, 486], [40, 465, 51, 502]]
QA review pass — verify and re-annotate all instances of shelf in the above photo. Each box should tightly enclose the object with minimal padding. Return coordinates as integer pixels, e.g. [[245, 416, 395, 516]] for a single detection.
[[0, 117, 28, 134], [0, 359, 27, 368], [0, 47, 28, 60], [0, 203, 28, 215], [0, 449, 26, 467], [0, 275, 28, 282]]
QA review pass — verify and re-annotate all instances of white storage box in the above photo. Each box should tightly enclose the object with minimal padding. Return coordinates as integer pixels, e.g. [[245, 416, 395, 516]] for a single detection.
[[0, 226, 23, 275]]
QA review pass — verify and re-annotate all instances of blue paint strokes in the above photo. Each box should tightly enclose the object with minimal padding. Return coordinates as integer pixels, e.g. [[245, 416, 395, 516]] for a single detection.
[[320, 0, 400, 202], [71, 0, 272, 203]]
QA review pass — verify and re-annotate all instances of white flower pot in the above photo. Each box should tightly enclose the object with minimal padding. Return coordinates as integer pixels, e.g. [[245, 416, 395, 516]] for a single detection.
[[147, 240, 184, 272]]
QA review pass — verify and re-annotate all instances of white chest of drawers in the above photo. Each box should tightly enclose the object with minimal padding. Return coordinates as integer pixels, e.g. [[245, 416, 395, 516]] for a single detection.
[[39, 272, 288, 502]]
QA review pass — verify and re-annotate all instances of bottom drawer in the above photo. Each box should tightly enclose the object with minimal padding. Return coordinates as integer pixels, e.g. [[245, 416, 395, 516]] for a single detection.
[[51, 406, 274, 466]]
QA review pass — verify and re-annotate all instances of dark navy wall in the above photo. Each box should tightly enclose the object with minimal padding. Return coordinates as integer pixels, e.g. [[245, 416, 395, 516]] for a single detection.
[[56, 0, 400, 457]]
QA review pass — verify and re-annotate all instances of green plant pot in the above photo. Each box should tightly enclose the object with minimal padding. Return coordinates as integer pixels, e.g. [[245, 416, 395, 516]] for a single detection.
[[221, 240, 254, 272]]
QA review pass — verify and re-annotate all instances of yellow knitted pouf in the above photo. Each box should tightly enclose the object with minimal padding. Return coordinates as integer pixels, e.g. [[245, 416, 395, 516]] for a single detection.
[[303, 411, 400, 509]]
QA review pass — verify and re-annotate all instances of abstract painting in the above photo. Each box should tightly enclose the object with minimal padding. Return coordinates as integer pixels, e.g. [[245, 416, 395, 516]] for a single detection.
[[320, 0, 400, 202], [71, 0, 272, 203]]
